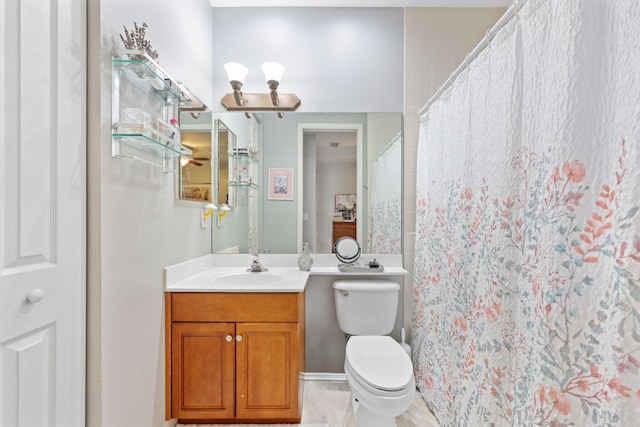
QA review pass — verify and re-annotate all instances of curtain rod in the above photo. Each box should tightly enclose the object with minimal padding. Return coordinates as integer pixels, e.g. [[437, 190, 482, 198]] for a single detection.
[[376, 131, 401, 159], [418, 0, 527, 117]]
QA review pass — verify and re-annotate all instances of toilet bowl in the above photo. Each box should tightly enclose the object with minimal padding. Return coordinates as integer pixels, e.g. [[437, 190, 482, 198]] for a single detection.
[[333, 280, 415, 427], [344, 336, 415, 427]]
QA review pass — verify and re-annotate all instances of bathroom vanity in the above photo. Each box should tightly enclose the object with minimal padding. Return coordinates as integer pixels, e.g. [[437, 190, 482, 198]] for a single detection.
[[164, 264, 309, 423], [164, 253, 407, 424], [166, 291, 304, 422]]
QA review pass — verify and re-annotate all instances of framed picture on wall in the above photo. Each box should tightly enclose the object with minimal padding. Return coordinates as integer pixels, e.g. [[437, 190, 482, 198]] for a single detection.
[[268, 168, 294, 200], [181, 184, 212, 202], [335, 193, 356, 220]]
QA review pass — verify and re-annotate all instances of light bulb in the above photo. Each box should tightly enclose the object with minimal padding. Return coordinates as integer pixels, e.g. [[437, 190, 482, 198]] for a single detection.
[[261, 62, 284, 84], [224, 62, 248, 84]]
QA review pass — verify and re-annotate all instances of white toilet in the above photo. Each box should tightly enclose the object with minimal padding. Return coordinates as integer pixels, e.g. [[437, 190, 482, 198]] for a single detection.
[[333, 280, 415, 427]]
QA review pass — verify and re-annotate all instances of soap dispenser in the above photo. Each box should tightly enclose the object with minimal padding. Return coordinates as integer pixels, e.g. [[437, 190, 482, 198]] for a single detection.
[[297, 243, 313, 271]]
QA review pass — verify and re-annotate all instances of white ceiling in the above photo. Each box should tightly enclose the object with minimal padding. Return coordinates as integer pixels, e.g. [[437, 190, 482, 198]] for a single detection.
[[311, 131, 357, 165], [209, 1, 510, 7]]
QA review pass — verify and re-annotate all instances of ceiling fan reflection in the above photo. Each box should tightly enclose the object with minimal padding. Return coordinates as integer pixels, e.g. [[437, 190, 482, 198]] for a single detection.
[[181, 156, 210, 167], [181, 142, 210, 166]]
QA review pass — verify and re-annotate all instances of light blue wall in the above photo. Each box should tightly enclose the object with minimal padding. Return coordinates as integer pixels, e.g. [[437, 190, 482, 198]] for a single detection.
[[260, 112, 368, 252], [211, 7, 404, 113]]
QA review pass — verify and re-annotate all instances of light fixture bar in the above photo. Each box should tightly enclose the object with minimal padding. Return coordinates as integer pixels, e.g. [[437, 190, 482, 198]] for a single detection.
[[220, 93, 301, 112], [222, 62, 299, 116]]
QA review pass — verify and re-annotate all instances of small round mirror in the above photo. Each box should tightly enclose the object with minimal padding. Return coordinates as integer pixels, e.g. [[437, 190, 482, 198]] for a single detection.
[[334, 236, 361, 264]]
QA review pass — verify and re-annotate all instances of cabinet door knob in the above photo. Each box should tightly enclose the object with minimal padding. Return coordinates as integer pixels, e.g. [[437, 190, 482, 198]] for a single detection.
[[27, 289, 45, 303], [236, 335, 243, 342], [225, 335, 233, 343]]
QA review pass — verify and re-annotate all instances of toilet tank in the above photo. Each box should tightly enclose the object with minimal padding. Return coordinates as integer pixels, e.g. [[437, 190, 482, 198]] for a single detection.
[[333, 280, 400, 336]]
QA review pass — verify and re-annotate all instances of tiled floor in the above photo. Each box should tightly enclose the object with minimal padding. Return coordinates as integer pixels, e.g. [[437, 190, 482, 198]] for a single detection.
[[177, 380, 440, 427], [301, 380, 440, 427]]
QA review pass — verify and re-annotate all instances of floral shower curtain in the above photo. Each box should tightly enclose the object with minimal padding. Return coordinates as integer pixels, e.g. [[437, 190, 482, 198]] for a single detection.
[[412, 0, 640, 425], [367, 132, 402, 253]]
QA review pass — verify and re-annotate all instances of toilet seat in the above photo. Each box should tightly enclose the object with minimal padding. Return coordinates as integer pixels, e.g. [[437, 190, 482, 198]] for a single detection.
[[345, 336, 413, 396]]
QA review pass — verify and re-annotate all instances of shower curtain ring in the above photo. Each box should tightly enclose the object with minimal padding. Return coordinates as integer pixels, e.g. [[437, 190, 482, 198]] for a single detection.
[[513, 0, 519, 19], [485, 29, 492, 47], [464, 54, 471, 67]]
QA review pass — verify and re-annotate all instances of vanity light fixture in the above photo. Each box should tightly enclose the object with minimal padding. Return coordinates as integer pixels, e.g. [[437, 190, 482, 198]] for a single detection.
[[221, 62, 300, 118], [217, 204, 232, 227], [224, 62, 248, 106], [262, 61, 284, 106], [201, 203, 217, 228]]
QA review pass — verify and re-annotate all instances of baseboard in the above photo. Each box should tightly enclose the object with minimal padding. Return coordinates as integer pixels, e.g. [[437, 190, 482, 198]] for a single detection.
[[301, 372, 347, 381]]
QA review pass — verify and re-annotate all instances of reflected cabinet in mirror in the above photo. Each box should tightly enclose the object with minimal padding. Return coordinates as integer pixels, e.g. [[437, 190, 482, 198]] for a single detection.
[[210, 112, 402, 256], [178, 111, 213, 202]]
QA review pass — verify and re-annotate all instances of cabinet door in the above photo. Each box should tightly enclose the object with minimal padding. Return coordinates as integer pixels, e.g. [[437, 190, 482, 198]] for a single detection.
[[235, 323, 300, 420], [171, 322, 235, 419]]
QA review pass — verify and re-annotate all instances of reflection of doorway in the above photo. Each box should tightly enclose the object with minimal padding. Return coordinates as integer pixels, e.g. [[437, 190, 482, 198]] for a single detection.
[[298, 124, 363, 253]]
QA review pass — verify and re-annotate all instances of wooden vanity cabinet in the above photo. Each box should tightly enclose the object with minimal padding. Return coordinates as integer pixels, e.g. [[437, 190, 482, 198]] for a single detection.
[[166, 292, 305, 423]]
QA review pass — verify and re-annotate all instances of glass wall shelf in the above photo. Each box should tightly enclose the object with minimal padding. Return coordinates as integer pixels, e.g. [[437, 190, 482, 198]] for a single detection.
[[111, 122, 192, 173], [230, 148, 259, 162], [112, 123, 192, 156], [228, 150, 259, 191], [228, 180, 259, 190], [112, 49, 204, 109], [111, 48, 203, 173]]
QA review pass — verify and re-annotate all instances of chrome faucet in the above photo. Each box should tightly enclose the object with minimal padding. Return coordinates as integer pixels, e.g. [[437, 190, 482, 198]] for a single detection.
[[247, 254, 268, 272]]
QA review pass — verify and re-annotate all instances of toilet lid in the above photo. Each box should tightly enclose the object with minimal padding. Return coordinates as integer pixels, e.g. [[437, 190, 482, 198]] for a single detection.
[[345, 336, 413, 392]]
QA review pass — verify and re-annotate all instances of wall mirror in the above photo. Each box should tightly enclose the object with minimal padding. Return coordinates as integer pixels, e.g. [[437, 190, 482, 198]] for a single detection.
[[178, 111, 213, 202], [210, 112, 402, 255]]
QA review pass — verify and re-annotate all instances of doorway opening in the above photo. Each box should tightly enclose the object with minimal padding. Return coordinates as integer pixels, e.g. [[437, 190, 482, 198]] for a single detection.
[[297, 123, 363, 253]]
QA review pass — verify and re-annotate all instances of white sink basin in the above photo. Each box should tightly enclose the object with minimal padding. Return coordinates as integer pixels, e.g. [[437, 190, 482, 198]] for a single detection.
[[168, 267, 310, 292], [210, 271, 285, 286]]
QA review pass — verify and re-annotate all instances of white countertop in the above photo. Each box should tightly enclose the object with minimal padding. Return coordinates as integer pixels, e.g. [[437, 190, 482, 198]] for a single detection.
[[164, 253, 408, 293], [167, 267, 310, 293]]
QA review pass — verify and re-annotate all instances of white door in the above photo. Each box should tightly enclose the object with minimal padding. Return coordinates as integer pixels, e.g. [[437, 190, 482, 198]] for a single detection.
[[0, 1, 86, 426]]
